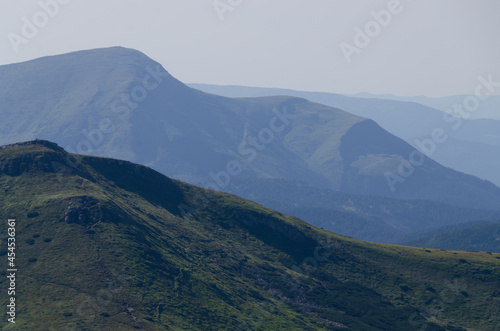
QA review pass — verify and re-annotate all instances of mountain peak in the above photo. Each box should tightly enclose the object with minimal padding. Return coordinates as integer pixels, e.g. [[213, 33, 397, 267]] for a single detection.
[[0, 140, 78, 176], [0, 46, 179, 96], [2, 46, 166, 71], [0, 139, 62, 151]]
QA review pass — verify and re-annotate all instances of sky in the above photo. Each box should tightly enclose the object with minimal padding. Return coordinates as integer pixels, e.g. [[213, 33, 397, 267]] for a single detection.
[[1, 0, 499, 97]]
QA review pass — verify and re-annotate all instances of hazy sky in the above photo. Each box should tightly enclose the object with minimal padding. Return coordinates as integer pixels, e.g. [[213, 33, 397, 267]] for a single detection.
[[1, 0, 499, 97]]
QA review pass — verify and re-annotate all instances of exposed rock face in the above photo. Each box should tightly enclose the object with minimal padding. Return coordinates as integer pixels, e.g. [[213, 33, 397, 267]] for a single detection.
[[62, 195, 127, 226], [0, 140, 83, 177], [63, 196, 103, 225], [0, 140, 64, 152], [1, 151, 60, 176]]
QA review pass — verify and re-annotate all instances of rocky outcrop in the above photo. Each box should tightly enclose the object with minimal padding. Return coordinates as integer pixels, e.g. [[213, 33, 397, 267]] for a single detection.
[[63, 196, 103, 225], [0, 140, 85, 177]]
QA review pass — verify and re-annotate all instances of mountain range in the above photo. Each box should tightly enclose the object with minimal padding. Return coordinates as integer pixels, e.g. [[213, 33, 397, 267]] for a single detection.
[[189, 83, 500, 188], [1, 47, 499, 246]]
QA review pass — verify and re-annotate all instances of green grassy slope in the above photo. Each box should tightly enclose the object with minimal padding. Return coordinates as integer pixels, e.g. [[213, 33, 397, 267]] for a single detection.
[[0, 141, 499, 330]]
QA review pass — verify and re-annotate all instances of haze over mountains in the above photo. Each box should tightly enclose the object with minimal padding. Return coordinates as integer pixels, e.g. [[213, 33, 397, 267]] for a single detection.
[[405, 220, 500, 253], [190, 84, 500, 188], [1, 47, 499, 246], [348, 92, 500, 121], [0, 140, 499, 330]]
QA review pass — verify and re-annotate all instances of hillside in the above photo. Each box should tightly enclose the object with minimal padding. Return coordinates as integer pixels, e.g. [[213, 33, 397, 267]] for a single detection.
[[1, 48, 500, 212], [0, 140, 499, 330]]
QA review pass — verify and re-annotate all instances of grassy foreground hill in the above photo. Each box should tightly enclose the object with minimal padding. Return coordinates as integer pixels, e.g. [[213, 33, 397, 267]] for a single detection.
[[0, 140, 499, 330]]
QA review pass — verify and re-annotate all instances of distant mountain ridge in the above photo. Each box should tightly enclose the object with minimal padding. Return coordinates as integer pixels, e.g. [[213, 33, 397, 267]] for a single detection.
[[224, 177, 500, 244], [347, 92, 500, 121], [189, 83, 500, 187], [405, 221, 500, 253]]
